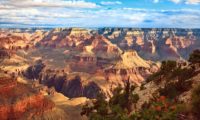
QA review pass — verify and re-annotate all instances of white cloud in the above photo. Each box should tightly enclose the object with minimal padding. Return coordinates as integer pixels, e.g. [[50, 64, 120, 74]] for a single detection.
[[120, 8, 200, 28], [0, 7, 93, 26], [0, 0, 200, 28], [153, 0, 200, 4], [100, 1, 122, 5], [0, 0, 100, 26], [1, 0, 99, 9], [185, 0, 200, 4], [170, 0, 181, 3], [1, 7, 200, 28], [170, 0, 200, 4]]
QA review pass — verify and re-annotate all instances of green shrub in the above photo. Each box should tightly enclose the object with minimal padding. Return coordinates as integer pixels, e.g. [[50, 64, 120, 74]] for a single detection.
[[146, 60, 177, 83], [130, 96, 183, 120], [159, 66, 194, 99], [146, 71, 162, 83], [189, 49, 200, 64], [160, 60, 177, 74], [81, 80, 139, 120]]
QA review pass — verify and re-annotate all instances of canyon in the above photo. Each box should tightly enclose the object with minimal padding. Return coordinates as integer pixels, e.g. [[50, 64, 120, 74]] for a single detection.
[[0, 28, 200, 119]]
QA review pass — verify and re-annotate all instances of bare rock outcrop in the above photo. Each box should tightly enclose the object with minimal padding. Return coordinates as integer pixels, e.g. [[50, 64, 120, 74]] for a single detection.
[[0, 74, 55, 120], [104, 51, 159, 85]]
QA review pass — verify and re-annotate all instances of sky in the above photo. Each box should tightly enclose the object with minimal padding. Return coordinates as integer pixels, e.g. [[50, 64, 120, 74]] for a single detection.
[[0, 0, 200, 28]]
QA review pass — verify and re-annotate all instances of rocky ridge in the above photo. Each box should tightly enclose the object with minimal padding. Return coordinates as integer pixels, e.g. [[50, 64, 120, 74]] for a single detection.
[[0, 28, 200, 119]]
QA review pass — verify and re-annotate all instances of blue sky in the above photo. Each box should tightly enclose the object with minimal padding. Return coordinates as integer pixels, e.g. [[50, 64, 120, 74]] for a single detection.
[[0, 0, 200, 28]]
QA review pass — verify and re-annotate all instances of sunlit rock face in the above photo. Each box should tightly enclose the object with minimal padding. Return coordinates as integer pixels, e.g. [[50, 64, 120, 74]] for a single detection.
[[0, 74, 55, 120], [0, 67, 88, 120], [39, 28, 93, 48], [101, 28, 200, 60], [104, 51, 159, 85], [0, 29, 47, 51], [11, 27, 198, 61], [1, 28, 200, 100], [70, 53, 97, 73], [1, 28, 200, 60]]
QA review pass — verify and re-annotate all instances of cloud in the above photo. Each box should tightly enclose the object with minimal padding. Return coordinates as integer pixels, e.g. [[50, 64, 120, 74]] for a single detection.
[[120, 8, 200, 28], [0, 0, 100, 27], [0, 0, 200, 28], [1, 7, 200, 28], [170, 0, 181, 3], [1, 0, 99, 9], [185, 0, 200, 4], [170, 0, 200, 4], [153, 0, 200, 4], [100, 1, 122, 5]]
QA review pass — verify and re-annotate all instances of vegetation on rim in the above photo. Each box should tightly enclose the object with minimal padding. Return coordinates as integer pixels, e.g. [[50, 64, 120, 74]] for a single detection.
[[81, 49, 200, 120]]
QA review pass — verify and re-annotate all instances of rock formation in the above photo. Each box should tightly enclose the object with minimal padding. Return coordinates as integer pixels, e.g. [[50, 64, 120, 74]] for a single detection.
[[0, 73, 55, 120], [104, 51, 159, 85], [0, 28, 200, 119]]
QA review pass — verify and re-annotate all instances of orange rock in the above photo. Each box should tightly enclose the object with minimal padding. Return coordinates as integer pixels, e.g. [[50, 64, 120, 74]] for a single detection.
[[0, 76, 55, 120]]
